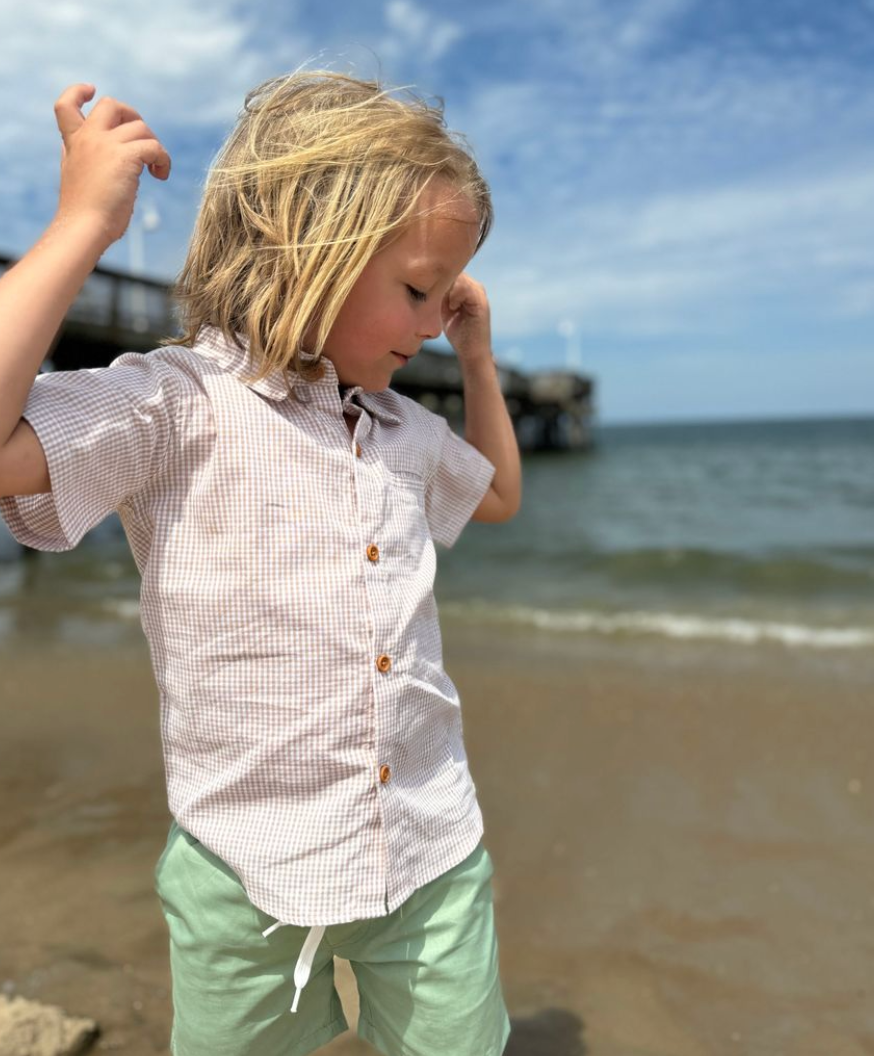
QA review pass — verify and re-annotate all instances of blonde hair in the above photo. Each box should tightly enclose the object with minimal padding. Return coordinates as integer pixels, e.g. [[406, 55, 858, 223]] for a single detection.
[[165, 70, 493, 383]]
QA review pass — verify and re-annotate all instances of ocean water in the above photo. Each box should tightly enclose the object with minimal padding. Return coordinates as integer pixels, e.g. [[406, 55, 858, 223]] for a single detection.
[[438, 416, 874, 651], [1, 416, 873, 652]]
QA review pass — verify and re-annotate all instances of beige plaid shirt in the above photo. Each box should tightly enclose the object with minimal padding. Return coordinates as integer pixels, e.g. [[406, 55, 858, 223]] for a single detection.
[[1, 327, 496, 926]]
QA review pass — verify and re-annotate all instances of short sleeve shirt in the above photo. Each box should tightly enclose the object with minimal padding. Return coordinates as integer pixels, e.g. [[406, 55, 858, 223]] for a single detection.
[[0, 327, 496, 926]]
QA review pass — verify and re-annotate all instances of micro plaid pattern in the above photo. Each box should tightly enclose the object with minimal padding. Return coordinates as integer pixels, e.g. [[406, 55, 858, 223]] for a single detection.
[[1, 327, 496, 926]]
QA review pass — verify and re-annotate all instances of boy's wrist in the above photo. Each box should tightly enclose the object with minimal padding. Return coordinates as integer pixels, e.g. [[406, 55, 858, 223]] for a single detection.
[[459, 349, 498, 379], [45, 210, 114, 262]]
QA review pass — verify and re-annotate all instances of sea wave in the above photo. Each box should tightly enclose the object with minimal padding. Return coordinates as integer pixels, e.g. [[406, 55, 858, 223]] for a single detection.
[[462, 545, 874, 596], [102, 595, 874, 650], [439, 600, 874, 650]]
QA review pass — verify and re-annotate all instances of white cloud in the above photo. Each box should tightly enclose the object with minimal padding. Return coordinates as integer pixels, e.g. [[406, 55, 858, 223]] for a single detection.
[[1, 0, 270, 128], [613, 0, 696, 56], [433, 6, 874, 348], [0, 0, 313, 266], [377, 0, 463, 65], [3, 0, 874, 414], [501, 0, 697, 77], [475, 158, 874, 341], [836, 279, 874, 319]]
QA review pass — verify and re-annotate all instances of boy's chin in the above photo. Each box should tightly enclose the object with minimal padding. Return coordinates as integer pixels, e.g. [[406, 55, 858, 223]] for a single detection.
[[333, 358, 397, 392]]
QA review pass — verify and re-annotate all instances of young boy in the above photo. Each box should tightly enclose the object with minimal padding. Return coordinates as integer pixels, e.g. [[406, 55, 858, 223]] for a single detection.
[[0, 72, 521, 1056]]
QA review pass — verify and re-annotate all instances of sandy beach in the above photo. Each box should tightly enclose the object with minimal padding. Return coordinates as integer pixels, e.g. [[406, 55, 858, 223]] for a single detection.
[[2, 618, 874, 1056]]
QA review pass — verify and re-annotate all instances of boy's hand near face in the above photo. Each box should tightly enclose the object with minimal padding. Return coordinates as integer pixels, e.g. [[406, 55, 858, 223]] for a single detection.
[[54, 83, 171, 251], [441, 273, 522, 524], [442, 273, 493, 367]]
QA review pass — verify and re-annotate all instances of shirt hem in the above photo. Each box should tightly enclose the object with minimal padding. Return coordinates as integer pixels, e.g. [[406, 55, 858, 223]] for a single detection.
[[222, 817, 486, 929]]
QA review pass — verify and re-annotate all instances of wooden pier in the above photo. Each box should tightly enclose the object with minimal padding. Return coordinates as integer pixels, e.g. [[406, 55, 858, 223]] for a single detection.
[[1, 253, 594, 452]]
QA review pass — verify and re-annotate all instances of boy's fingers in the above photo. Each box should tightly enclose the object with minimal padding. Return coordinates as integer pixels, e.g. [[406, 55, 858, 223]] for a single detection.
[[111, 119, 161, 145], [443, 275, 488, 323], [88, 95, 145, 130], [444, 277, 471, 314], [126, 140, 172, 180], [54, 82, 95, 142], [55, 85, 144, 146], [148, 156, 172, 181]]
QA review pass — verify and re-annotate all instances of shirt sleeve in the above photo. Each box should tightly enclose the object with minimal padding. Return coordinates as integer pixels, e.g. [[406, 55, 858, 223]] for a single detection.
[[425, 417, 496, 549], [0, 352, 181, 552]]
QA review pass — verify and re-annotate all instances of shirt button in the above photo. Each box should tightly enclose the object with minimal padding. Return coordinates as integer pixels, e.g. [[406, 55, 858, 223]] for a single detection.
[[355, 443, 362, 458], [379, 764, 392, 784], [376, 654, 392, 673], [367, 544, 380, 562]]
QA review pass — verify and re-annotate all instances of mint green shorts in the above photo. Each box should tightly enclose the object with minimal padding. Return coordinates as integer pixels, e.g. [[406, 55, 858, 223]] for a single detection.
[[155, 821, 511, 1056]]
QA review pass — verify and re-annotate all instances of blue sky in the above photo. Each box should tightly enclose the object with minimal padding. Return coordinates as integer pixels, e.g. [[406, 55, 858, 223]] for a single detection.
[[3, 0, 874, 422]]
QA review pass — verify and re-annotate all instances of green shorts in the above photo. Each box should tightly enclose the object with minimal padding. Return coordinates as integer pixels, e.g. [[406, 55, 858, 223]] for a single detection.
[[155, 821, 511, 1056]]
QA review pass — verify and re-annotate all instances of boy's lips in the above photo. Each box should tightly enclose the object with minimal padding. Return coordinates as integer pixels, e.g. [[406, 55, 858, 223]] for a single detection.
[[391, 351, 412, 363]]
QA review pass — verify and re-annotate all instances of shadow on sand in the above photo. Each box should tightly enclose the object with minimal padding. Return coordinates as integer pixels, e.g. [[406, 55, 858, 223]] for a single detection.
[[505, 1008, 587, 1055]]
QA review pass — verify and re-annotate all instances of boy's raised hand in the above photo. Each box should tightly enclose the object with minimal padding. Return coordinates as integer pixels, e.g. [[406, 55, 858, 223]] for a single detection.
[[54, 83, 171, 250], [441, 273, 493, 367]]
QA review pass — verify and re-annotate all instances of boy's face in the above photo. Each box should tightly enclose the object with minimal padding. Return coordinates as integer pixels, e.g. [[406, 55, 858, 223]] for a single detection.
[[320, 181, 480, 391]]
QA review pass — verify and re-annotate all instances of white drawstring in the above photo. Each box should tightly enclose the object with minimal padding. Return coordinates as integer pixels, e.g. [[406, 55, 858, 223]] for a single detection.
[[261, 921, 326, 1013]]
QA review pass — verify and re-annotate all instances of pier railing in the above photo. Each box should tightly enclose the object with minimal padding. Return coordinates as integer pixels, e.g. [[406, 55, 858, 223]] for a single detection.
[[1, 253, 594, 451]]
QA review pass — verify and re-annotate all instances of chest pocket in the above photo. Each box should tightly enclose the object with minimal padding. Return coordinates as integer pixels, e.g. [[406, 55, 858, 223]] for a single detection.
[[381, 442, 430, 502], [389, 467, 426, 511], [380, 449, 432, 566]]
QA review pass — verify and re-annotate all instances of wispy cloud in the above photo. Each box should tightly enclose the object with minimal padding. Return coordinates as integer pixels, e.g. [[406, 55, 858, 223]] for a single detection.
[[0, 0, 308, 263], [2, 0, 874, 417], [445, 3, 874, 360], [378, 0, 463, 65], [3, 0, 266, 129], [479, 157, 874, 339]]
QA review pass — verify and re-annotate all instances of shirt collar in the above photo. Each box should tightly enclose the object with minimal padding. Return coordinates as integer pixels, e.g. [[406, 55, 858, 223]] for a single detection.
[[192, 326, 400, 425]]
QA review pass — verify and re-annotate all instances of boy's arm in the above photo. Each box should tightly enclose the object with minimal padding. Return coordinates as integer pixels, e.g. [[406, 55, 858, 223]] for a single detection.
[[442, 274, 522, 522], [459, 354, 522, 522], [0, 84, 170, 497], [0, 218, 109, 495]]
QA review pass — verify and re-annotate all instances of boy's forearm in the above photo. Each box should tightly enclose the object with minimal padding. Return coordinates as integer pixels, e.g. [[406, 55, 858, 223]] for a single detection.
[[460, 353, 522, 516], [0, 216, 106, 447]]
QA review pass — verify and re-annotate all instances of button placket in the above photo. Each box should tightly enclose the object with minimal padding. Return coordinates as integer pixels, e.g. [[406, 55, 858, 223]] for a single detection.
[[362, 443, 395, 814], [375, 650, 391, 789]]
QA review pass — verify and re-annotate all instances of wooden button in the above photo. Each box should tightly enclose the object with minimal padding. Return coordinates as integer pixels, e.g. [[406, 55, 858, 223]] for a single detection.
[[376, 654, 392, 673], [379, 764, 392, 784], [367, 544, 380, 562], [355, 443, 362, 458]]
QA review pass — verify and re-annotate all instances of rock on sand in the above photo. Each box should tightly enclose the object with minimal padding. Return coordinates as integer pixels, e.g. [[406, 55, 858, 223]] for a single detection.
[[0, 995, 98, 1056]]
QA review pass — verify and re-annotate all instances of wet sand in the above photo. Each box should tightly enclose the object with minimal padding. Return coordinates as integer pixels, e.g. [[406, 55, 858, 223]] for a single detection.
[[2, 620, 874, 1055]]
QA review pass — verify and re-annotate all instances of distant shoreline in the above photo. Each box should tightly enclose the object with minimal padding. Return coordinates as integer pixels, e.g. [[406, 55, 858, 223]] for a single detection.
[[597, 410, 874, 429]]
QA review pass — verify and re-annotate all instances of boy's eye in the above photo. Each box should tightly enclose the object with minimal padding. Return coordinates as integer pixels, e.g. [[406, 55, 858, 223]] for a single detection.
[[406, 285, 427, 302]]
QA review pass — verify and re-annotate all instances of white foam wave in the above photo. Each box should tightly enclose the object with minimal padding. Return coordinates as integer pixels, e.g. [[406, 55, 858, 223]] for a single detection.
[[101, 595, 874, 650], [441, 602, 874, 650]]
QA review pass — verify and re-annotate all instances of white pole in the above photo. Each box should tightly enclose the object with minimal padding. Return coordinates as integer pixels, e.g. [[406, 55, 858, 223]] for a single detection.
[[557, 318, 581, 372], [127, 202, 161, 333]]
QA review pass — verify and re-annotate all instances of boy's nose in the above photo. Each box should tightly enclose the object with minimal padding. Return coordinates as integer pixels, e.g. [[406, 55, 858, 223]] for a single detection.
[[417, 307, 443, 341]]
